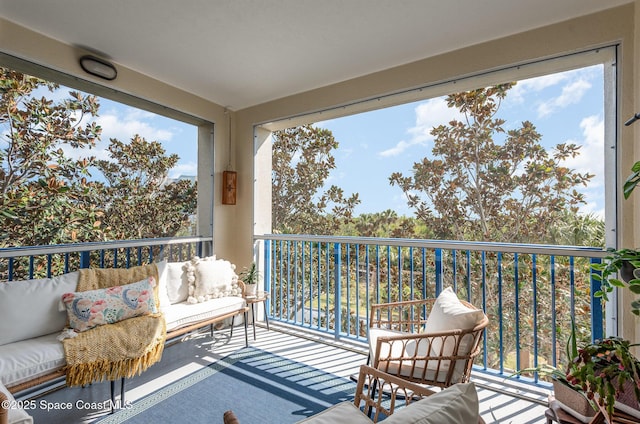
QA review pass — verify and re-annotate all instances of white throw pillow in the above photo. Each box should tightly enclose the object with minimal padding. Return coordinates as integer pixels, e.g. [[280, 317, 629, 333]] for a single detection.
[[160, 261, 190, 304], [383, 382, 480, 424], [186, 256, 240, 303], [0, 272, 78, 346], [423, 287, 485, 380]]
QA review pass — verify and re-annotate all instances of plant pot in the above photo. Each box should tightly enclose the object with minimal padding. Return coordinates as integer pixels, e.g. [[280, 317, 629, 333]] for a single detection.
[[553, 380, 596, 423], [612, 378, 640, 420], [620, 260, 639, 283], [245, 284, 257, 297]]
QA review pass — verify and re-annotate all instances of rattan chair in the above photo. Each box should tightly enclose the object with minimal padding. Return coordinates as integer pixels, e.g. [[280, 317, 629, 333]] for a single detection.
[[368, 297, 489, 389], [354, 365, 486, 423]]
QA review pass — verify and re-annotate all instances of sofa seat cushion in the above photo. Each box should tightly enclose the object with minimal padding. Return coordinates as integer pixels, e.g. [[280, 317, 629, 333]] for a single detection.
[[0, 333, 65, 388], [162, 296, 246, 332], [295, 401, 372, 424], [0, 381, 33, 424]]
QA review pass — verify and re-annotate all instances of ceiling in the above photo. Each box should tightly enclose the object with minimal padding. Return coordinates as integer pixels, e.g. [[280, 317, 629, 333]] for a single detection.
[[0, 0, 632, 111]]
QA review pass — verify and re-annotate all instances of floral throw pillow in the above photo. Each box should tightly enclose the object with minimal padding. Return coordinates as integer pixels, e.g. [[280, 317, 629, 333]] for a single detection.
[[61, 277, 158, 333]]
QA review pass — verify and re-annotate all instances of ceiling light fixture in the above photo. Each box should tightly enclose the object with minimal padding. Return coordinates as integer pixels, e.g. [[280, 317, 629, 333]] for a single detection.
[[79, 55, 117, 81]]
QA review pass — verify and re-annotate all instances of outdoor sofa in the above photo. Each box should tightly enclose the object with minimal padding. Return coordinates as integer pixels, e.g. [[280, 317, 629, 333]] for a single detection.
[[0, 256, 249, 424]]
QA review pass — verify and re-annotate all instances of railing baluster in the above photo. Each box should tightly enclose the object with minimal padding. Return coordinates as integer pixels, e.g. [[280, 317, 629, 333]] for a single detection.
[[498, 252, 504, 375]]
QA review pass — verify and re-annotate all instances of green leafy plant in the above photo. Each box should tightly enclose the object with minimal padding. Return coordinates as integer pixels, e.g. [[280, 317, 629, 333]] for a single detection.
[[238, 263, 261, 286], [590, 160, 640, 316], [623, 160, 640, 200], [566, 337, 640, 419], [591, 248, 640, 316]]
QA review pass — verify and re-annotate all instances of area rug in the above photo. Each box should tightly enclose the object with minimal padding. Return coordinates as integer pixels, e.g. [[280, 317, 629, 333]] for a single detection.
[[98, 346, 357, 423]]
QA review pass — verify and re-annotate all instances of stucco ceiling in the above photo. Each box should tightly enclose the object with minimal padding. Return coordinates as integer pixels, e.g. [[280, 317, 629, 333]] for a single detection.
[[0, 0, 633, 110]]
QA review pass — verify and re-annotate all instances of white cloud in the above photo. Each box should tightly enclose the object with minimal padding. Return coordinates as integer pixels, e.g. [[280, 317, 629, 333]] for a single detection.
[[509, 73, 569, 104], [560, 115, 604, 182], [537, 78, 592, 117], [379, 97, 461, 157], [168, 162, 197, 179], [97, 107, 174, 143]]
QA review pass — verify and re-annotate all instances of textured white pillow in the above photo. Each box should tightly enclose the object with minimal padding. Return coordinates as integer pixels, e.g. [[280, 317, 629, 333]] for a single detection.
[[186, 256, 240, 303], [160, 261, 190, 304], [383, 382, 480, 424], [0, 272, 78, 346], [423, 287, 485, 380]]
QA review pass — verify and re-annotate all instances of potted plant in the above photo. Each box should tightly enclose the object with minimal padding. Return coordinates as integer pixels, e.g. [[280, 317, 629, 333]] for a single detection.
[[512, 320, 598, 421], [591, 248, 640, 316], [591, 160, 640, 316], [238, 262, 261, 297], [566, 337, 640, 421]]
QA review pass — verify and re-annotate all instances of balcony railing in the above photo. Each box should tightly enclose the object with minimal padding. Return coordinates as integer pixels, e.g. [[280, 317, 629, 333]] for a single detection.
[[0, 236, 212, 281], [0, 234, 609, 387], [254, 234, 609, 384]]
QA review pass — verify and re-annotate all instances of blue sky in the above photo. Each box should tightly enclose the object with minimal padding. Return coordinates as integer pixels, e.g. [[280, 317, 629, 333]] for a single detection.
[[317, 65, 605, 218], [28, 64, 604, 220]]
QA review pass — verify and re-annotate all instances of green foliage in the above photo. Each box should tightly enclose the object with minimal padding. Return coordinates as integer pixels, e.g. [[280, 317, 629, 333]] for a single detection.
[[0, 67, 197, 258], [389, 83, 594, 243], [238, 262, 261, 285], [94, 135, 197, 239], [567, 337, 640, 418], [272, 124, 359, 234], [0, 68, 106, 247], [592, 248, 640, 316]]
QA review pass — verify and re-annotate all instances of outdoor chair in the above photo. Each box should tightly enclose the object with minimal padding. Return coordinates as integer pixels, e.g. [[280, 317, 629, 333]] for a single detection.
[[368, 288, 489, 389]]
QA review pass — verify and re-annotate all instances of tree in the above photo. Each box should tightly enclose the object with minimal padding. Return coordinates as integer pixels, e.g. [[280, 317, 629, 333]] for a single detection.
[[389, 83, 594, 243], [0, 68, 106, 247], [0, 67, 197, 252], [95, 135, 197, 240], [272, 124, 359, 234]]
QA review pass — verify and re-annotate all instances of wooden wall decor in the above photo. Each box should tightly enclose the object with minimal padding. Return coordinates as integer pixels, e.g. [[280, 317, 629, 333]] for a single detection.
[[222, 171, 237, 205]]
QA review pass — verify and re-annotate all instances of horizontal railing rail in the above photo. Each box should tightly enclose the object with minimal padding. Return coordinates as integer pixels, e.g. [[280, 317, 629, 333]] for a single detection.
[[254, 234, 609, 385], [0, 236, 213, 281]]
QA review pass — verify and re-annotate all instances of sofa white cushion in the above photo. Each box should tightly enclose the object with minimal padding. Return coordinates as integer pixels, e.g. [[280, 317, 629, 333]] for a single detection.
[[0, 333, 65, 388], [0, 382, 33, 424], [186, 256, 240, 303], [295, 401, 372, 424], [155, 260, 172, 308], [0, 272, 78, 346], [162, 296, 246, 332], [159, 261, 189, 305], [383, 382, 480, 424]]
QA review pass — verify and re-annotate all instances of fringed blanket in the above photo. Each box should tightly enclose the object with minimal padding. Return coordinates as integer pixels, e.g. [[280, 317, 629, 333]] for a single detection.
[[62, 264, 166, 387]]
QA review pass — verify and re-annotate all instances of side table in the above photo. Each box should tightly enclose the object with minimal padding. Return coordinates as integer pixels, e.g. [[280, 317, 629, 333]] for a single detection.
[[244, 291, 270, 340]]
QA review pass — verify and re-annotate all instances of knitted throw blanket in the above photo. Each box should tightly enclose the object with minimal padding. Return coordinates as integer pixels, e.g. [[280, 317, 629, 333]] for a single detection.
[[62, 264, 166, 387]]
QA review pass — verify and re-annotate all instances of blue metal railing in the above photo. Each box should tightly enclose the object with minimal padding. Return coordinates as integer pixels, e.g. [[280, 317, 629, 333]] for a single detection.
[[0, 236, 212, 281], [254, 234, 608, 383]]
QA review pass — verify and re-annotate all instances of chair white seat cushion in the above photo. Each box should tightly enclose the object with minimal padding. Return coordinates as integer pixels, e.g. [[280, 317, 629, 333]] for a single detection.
[[369, 328, 450, 383], [0, 333, 65, 388]]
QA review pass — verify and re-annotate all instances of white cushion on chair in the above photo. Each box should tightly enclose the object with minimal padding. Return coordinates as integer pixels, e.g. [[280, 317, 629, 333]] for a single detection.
[[383, 382, 480, 424], [423, 287, 485, 382]]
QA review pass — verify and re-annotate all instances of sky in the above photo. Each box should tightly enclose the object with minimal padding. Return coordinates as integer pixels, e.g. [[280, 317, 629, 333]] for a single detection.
[[317, 65, 605, 218], [19, 64, 605, 220]]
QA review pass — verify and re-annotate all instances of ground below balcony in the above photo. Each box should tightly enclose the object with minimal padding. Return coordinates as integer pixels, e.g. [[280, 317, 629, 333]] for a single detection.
[[18, 323, 550, 423]]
